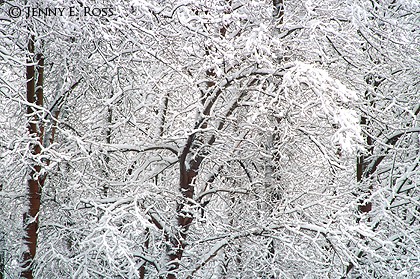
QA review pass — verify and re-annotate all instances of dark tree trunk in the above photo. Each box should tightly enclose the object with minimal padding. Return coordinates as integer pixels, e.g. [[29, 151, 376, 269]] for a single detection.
[[21, 36, 45, 279], [356, 113, 373, 214], [167, 139, 201, 279], [346, 84, 377, 276]]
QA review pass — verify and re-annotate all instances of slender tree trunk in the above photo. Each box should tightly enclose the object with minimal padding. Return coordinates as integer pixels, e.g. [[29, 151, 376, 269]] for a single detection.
[[356, 113, 373, 214], [103, 92, 113, 197], [166, 2, 241, 277], [346, 85, 376, 276], [138, 228, 150, 279], [167, 145, 201, 279], [21, 36, 45, 279]]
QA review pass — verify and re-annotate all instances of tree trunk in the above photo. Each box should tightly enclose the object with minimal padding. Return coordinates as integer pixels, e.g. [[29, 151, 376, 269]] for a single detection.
[[167, 142, 201, 279], [21, 36, 45, 279], [346, 84, 376, 276]]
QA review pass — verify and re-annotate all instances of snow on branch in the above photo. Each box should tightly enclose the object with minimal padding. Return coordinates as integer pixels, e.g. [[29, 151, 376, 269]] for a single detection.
[[281, 61, 362, 152], [102, 143, 179, 155]]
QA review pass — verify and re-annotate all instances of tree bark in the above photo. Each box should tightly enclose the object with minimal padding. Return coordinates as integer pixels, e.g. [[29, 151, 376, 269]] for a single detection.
[[346, 81, 377, 276], [167, 134, 201, 279], [21, 36, 45, 279]]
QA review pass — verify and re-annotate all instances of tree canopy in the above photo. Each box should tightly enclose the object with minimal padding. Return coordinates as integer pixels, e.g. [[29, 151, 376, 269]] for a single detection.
[[0, 0, 418, 278]]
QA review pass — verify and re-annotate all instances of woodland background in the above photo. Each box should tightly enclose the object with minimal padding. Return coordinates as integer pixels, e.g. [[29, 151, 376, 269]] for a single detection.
[[0, 0, 419, 278]]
